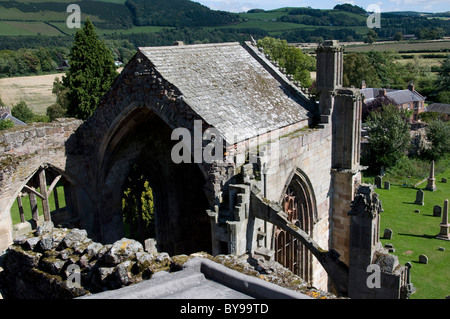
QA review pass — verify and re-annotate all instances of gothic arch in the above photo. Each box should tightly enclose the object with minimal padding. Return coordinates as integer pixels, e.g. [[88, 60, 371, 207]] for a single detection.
[[96, 104, 212, 254], [6, 162, 87, 238], [274, 168, 318, 283]]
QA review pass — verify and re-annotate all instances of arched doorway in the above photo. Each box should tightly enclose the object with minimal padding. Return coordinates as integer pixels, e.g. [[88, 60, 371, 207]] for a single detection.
[[274, 169, 317, 284], [99, 105, 212, 255]]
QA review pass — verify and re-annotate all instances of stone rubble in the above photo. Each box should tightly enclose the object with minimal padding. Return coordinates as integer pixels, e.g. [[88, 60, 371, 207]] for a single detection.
[[0, 224, 339, 299]]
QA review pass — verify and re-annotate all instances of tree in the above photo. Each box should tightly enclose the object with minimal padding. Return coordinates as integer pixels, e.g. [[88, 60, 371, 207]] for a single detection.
[[436, 54, 450, 92], [122, 164, 155, 243], [0, 119, 14, 131], [364, 30, 378, 44], [422, 120, 450, 161], [63, 18, 118, 120], [11, 101, 34, 123], [365, 104, 411, 171], [257, 37, 315, 88], [437, 91, 450, 104], [343, 52, 381, 88], [393, 32, 404, 41]]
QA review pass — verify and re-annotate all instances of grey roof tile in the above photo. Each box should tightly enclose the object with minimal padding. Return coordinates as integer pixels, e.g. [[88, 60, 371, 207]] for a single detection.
[[139, 42, 312, 143]]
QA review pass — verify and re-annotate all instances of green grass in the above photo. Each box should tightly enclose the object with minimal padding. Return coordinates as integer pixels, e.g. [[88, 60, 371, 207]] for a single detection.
[[372, 165, 450, 299], [0, 21, 35, 36], [10, 185, 66, 225]]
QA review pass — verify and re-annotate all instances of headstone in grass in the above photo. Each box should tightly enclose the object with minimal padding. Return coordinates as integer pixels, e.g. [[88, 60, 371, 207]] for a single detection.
[[414, 189, 424, 206], [442, 178, 447, 183], [384, 181, 390, 190], [419, 254, 428, 264], [433, 205, 442, 217], [375, 175, 382, 188], [383, 228, 393, 239]]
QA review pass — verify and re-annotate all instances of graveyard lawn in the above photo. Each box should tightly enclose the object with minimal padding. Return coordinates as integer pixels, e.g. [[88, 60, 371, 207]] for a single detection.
[[376, 169, 450, 299]]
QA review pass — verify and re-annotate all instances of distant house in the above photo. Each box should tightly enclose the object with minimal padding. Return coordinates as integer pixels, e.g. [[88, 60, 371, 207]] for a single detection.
[[0, 106, 27, 126], [361, 81, 426, 122], [57, 60, 70, 71], [426, 103, 450, 121]]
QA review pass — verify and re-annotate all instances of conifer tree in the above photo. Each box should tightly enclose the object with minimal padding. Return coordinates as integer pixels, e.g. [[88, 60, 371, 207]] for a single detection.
[[63, 18, 117, 120]]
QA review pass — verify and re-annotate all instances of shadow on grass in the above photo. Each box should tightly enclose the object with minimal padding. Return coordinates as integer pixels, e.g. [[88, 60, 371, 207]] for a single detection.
[[402, 202, 423, 207], [398, 233, 436, 240]]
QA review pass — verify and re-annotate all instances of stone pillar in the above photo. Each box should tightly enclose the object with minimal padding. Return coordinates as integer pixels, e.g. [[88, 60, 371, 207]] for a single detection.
[[315, 40, 343, 122], [330, 88, 363, 265], [425, 160, 436, 191], [436, 199, 449, 241]]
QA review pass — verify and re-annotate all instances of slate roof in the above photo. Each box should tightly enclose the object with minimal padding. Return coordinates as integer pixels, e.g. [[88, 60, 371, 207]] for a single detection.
[[427, 103, 450, 114], [139, 42, 314, 143], [361, 88, 425, 105], [0, 112, 27, 126]]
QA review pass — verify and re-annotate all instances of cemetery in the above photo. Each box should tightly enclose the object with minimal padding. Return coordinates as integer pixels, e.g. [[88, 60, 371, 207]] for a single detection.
[[370, 163, 449, 299]]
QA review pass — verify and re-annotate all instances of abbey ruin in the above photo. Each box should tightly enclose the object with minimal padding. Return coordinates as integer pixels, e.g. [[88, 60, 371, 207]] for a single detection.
[[0, 40, 414, 298]]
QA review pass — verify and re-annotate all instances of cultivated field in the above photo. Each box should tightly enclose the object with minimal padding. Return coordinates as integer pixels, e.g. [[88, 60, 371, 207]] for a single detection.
[[343, 40, 450, 53], [0, 73, 61, 115]]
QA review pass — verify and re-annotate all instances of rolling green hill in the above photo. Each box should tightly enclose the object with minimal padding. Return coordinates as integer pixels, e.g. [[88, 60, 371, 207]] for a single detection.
[[1, 0, 449, 44]]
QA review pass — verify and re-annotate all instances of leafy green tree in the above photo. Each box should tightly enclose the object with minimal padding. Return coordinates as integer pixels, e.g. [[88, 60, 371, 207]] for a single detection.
[[11, 101, 34, 123], [257, 37, 315, 87], [422, 120, 450, 161], [63, 18, 118, 120], [365, 104, 411, 171], [437, 91, 450, 104], [364, 29, 378, 44], [0, 119, 14, 131], [393, 32, 404, 41], [435, 55, 450, 92], [343, 52, 381, 88], [122, 164, 155, 243]]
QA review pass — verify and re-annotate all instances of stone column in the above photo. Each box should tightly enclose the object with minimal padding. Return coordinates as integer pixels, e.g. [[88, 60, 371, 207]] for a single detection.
[[436, 199, 449, 241], [315, 40, 343, 122], [330, 88, 363, 265]]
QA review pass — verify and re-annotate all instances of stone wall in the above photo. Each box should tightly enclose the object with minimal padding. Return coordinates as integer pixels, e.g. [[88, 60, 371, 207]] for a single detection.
[[0, 222, 339, 299], [0, 119, 82, 252]]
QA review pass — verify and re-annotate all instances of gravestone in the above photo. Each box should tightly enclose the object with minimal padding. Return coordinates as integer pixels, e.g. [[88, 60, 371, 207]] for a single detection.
[[375, 175, 382, 188], [425, 161, 436, 191], [414, 189, 424, 206], [384, 181, 390, 190], [442, 178, 447, 183], [436, 199, 450, 241], [383, 228, 393, 240], [433, 205, 442, 217], [418, 254, 428, 264]]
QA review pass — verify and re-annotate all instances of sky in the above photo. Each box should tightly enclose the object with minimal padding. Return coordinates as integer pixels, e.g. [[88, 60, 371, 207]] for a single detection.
[[194, 0, 449, 14]]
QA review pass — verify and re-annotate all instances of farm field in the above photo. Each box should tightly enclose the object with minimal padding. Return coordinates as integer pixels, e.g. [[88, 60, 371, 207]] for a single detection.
[[343, 40, 450, 53], [0, 73, 61, 115]]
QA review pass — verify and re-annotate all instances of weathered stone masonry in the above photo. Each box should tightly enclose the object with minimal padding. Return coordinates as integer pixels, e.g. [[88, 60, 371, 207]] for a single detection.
[[0, 40, 413, 298]]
